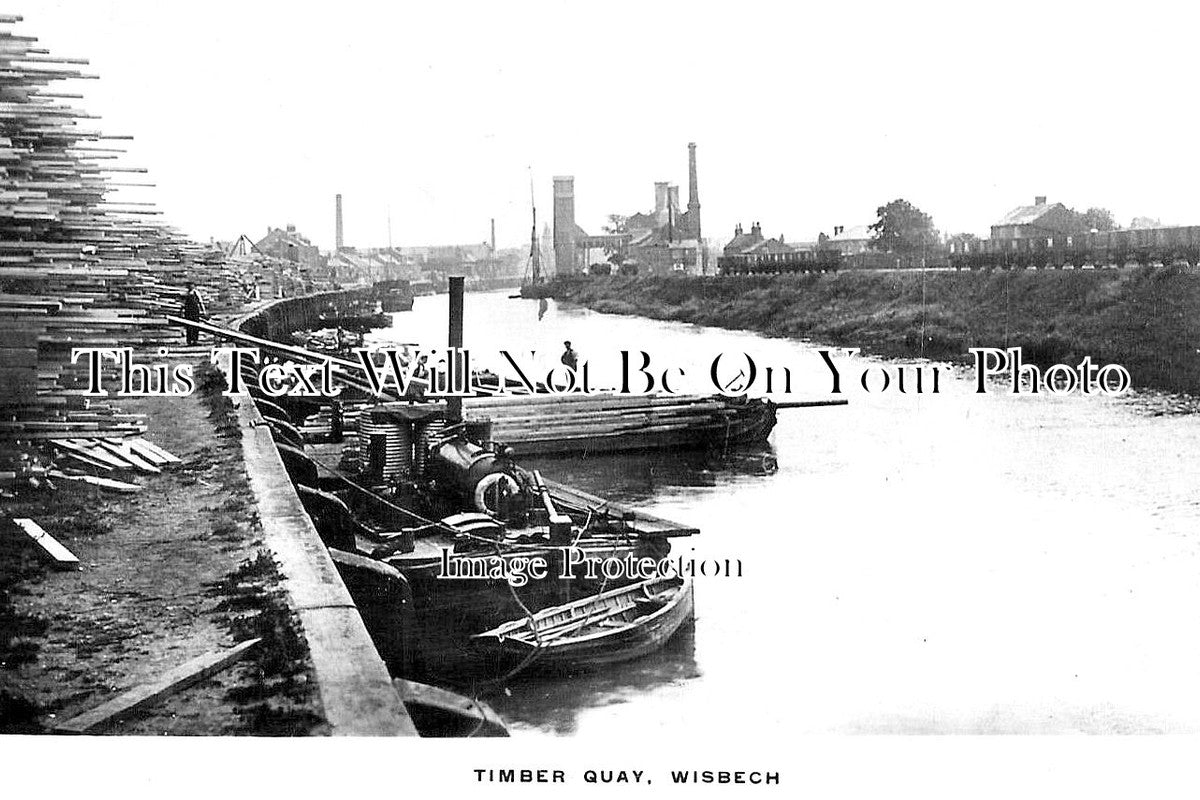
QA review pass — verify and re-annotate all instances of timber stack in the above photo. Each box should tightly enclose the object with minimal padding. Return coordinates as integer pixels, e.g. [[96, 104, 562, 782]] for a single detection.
[[462, 392, 780, 456], [0, 15, 301, 453]]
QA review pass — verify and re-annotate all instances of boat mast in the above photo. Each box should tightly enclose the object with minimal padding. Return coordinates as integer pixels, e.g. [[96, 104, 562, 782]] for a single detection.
[[528, 170, 542, 284]]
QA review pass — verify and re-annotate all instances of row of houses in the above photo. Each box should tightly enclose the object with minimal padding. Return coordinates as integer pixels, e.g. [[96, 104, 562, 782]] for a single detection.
[[243, 224, 524, 288], [721, 197, 1114, 264]]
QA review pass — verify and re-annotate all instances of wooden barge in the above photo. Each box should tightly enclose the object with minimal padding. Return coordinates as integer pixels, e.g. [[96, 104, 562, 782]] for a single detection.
[[463, 392, 779, 457]]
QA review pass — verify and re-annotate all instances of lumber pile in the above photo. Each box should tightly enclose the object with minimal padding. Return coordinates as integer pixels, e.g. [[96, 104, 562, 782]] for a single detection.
[[0, 15, 338, 450], [462, 392, 765, 449], [49, 435, 179, 473]]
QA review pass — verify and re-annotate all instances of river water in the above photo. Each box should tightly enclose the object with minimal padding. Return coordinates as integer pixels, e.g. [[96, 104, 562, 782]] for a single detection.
[[368, 289, 1200, 735]]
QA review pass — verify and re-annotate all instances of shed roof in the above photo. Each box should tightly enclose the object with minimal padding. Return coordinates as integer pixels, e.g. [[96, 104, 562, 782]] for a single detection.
[[994, 202, 1063, 227]]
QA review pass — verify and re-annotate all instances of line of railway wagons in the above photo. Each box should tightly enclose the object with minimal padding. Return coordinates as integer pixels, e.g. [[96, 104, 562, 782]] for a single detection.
[[716, 226, 1200, 275], [717, 249, 843, 275], [948, 226, 1200, 270]]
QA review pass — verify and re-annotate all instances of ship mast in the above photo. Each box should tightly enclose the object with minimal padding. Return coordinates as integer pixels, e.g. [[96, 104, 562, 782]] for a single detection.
[[528, 170, 542, 284]]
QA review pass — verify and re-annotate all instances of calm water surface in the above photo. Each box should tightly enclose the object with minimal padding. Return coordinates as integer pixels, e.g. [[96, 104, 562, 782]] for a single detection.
[[369, 290, 1200, 735]]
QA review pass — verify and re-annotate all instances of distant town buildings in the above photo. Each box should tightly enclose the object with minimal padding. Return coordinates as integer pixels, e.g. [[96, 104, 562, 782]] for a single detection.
[[723, 222, 791, 257], [256, 224, 323, 271], [990, 196, 1082, 240], [823, 224, 873, 255], [327, 248, 417, 285], [324, 195, 523, 287]]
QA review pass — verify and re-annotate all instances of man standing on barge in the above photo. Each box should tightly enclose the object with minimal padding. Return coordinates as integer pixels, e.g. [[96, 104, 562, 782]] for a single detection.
[[561, 340, 578, 371]]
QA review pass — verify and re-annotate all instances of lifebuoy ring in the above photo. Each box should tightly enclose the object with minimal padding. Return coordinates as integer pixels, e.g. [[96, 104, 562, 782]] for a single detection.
[[474, 472, 521, 515]]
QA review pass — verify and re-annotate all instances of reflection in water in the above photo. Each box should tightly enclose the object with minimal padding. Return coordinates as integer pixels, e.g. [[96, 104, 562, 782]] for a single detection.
[[525, 444, 779, 502], [493, 621, 699, 736]]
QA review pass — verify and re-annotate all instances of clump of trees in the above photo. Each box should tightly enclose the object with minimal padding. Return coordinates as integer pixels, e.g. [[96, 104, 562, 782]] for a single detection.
[[602, 214, 629, 268], [869, 199, 940, 253], [602, 214, 629, 235], [1069, 206, 1117, 232]]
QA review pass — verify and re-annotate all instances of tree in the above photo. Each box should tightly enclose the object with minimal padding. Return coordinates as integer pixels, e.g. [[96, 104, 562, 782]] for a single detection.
[[1079, 207, 1117, 232], [602, 214, 629, 234], [869, 199, 939, 254], [601, 214, 630, 266]]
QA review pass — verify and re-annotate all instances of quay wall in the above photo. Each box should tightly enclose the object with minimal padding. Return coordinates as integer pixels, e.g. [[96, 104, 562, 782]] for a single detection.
[[546, 269, 1200, 394], [232, 293, 417, 736], [239, 287, 375, 341]]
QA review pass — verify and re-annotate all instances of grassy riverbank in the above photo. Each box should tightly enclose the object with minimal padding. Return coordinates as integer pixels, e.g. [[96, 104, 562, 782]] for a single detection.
[[548, 268, 1200, 394]]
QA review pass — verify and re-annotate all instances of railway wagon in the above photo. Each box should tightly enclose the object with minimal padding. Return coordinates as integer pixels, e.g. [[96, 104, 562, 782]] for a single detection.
[[718, 249, 842, 275], [949, 226, 1200, 270]]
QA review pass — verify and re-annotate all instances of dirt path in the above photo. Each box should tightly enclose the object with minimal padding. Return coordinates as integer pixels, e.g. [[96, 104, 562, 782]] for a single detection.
[[0, 362, 324, 734]]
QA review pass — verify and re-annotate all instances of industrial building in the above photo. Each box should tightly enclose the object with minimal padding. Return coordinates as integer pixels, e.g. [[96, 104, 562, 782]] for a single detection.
[[555, 142, 706, 276]]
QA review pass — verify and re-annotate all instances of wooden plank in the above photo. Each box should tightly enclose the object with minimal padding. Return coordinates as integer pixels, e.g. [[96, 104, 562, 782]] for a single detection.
[[93, 439, 160, 473], [129, 437, 181, 464], [47, 470, 140, 493], [10, 517, 79, 568], [59, 451, 113, 472], [53, 638, 261, 734], [54, 439, 130, 469], [121, 437, 169, 466]]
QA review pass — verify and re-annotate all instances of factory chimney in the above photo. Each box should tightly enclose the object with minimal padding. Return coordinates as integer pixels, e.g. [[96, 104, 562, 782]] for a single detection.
[[553, 176, 578, 276], [335, 194, 344, 252], [654, 181, 670, 223], [490, 218, 496, 253], [687, 142, 701, 239]]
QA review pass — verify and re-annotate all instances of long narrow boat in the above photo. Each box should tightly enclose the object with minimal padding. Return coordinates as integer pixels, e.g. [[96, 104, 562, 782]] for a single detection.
[[464, 393, 780, 457], [472, 575, 693, 670]]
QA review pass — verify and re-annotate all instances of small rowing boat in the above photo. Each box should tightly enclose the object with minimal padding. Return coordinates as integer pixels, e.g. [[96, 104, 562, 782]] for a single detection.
[[472, 575, 693, 670]]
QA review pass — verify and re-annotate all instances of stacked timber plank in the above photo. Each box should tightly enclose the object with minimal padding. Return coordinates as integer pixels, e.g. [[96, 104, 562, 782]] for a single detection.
[[0, 15, 286, 445], [49, 436, 180, 474], [462, 392, 777, 456], [0, 15, 172, 436]]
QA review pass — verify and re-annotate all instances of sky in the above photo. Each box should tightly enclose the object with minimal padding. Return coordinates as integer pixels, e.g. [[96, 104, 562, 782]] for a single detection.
[[17, 0, 1200, 250]]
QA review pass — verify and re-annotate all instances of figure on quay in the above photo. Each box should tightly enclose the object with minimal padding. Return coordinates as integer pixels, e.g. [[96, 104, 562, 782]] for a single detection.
[[181, 282, 207, 345]]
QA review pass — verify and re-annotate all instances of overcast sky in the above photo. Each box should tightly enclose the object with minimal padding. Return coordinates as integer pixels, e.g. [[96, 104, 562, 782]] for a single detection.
[[19, 0, 1200, 250]]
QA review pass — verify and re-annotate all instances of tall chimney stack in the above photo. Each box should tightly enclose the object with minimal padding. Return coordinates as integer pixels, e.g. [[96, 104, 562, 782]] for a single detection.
[[490, 218, 496, 253], [687, 142, 701, 239], [553, 176, 578, 276], [654, 181, 670, 223], [335, 194, 344, 252]]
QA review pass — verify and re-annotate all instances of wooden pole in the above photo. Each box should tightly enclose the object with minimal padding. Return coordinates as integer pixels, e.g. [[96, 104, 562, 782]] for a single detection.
[[447, 276, 464, 423]]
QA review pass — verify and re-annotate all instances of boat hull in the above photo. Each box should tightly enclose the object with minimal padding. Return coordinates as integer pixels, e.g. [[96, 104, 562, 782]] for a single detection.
[[474, 577, 695, 672], [467, 395, 778, 457]]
